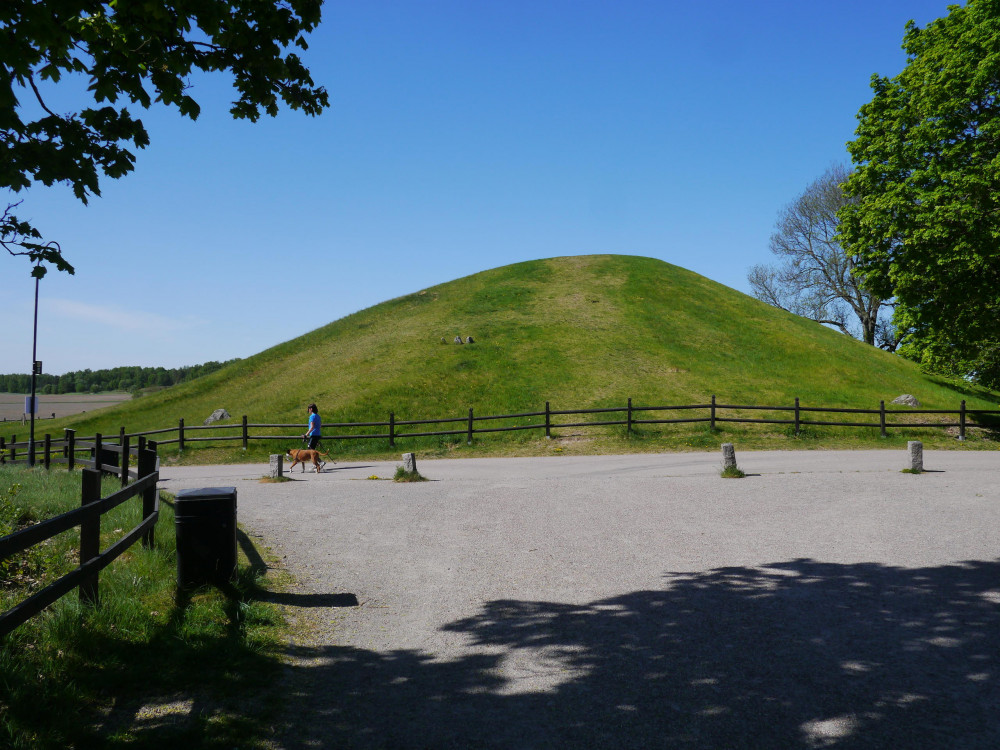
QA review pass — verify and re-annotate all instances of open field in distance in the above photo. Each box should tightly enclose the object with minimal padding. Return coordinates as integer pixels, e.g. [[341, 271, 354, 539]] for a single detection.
[[0, 392, 132, 422]]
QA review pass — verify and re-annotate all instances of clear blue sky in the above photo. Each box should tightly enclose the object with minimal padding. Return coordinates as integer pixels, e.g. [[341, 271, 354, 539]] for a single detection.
[[1, 0, 956, 375]]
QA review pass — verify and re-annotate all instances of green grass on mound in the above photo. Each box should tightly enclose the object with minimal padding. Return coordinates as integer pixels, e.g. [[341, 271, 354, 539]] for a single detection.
[[4, 255, 998, 460]]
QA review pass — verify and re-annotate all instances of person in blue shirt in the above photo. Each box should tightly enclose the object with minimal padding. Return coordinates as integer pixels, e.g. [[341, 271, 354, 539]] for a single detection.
[[303, 403, 322, 449]]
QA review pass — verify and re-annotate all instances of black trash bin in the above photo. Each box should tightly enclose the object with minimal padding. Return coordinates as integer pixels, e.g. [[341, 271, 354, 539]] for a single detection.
[[174, 487, 237, 588]]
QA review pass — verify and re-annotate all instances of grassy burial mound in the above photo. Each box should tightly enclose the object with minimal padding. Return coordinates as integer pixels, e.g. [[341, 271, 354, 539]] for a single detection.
[[11, 255, 998, 458]]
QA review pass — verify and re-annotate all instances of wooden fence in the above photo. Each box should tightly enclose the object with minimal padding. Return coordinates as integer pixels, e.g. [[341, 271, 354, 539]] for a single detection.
[[0, 444, 160, 637], [2, 397, 996, 460], [1, 413, 57, 423]]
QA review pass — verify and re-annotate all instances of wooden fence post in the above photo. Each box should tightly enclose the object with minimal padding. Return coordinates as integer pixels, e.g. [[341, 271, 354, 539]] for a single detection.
[[389, 412, 395, 447], [66, 429, 75, 470], [0, 436, 4, 464], [80, 468, 102, 606], [10, 435, 15, 463], [627, 398, 633, 435], [138, 435, 146, 452], [467, 408, 474, 445], [43, 434, 51, 469], [120, 435, 130, 488], [959, 400, 966, 441], [880, 400, 887, 438], [710, 396, 716, 431], [545, 401, 551, 439], [94, 433, 102, 472], [178, 418, 185, 452], [242, 415, 249, 450], [794, 397, 800, 436], [139, 448, 157, 549]]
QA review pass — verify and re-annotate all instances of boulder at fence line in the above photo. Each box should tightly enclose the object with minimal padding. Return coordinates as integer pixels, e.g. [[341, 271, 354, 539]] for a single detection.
[[466, 336, 475, 344], [891, 394, 921, 407], [454, 336, 464, 344], [204, 408, 231, 425]]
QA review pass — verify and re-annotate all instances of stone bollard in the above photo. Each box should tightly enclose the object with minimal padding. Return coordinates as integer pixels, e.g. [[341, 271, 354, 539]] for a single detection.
[[907, 441, 923, 472], [402, 452, 417, 474], [721, 443, 737, 470], [269, 454, 284, 478]]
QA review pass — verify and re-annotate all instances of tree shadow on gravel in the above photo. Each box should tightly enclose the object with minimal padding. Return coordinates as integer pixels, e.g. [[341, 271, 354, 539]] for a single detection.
[[274, 558, 1000, 749]]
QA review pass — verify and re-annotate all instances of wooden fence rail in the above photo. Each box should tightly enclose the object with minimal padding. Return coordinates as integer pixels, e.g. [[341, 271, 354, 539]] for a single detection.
[[2, 397, 996, 460], [0, 446, 159, 637]]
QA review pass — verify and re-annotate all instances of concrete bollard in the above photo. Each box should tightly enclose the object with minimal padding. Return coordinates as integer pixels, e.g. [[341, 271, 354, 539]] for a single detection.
[[269, 454, 284, 478], [721, 443, 737, 470], [907, 441, 923, 472], [402, 452, 417, 474]]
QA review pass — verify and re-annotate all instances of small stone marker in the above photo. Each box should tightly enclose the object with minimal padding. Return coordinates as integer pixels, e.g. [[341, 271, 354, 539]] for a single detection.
[[721, 443, 737, 469], [908, 441, 923, 472], [454, 336, 463, 344], [402, 452, 417, 474], [269, 454, 284, 478]]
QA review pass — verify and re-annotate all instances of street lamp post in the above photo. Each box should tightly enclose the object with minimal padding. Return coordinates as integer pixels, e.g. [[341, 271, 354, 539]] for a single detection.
[[28, 271, 40, 467]]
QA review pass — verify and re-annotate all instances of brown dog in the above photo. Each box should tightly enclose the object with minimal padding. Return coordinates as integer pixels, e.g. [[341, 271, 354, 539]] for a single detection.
[[286, 448, 331, 473]]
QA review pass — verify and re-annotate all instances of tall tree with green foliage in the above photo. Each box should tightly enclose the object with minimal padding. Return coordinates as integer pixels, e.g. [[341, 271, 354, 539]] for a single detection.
[[838, 0, 1000, 387], [1, 0, 328, 277]]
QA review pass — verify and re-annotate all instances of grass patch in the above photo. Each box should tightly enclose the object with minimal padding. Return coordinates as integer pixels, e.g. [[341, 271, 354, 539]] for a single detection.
[[901, 468, 924, 474], [0, 466, 291, 749], [393, 466, 428, 482], [720, 464, 746, 479]]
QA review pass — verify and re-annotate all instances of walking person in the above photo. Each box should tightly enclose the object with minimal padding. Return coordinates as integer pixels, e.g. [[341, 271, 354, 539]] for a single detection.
[[303, 403, 322, 450]]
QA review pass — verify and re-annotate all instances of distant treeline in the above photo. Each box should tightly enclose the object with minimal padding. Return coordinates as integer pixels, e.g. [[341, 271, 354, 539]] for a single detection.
[[0, 360, 239, 395]]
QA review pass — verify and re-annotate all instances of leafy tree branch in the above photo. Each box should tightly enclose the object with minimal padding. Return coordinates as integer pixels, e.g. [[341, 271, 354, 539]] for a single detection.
[[1, 0, 329, 274]]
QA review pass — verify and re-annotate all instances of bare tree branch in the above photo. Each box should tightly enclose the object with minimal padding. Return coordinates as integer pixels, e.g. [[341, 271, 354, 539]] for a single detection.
[[748, 165, 900, 350]]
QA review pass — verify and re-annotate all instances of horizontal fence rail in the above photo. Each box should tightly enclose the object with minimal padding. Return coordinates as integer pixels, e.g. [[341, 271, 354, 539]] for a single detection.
[[3, 398, 997, 460], [0, 446, 160, 637]]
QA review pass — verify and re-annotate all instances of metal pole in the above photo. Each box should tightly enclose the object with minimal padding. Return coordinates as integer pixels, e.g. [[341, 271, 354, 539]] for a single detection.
[[28, 273, 39, 467]]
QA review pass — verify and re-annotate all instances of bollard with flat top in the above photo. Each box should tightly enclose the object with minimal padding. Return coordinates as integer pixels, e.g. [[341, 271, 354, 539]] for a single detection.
[[402, 452, 417, 474], [908, 441, 923, 472], [269, 454, 283, 478], [721, 443, 737, 470]]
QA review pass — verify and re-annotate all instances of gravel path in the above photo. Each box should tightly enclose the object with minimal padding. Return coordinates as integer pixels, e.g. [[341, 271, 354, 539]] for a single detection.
[[159, 450, 1000, 749]]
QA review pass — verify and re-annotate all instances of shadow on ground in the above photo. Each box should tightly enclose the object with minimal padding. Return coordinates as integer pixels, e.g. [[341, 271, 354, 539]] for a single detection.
[[274, 558, 1000, 749]]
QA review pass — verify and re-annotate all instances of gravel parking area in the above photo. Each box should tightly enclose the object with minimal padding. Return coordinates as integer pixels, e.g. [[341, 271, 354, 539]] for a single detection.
[[160, 450, 1000, 749]]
